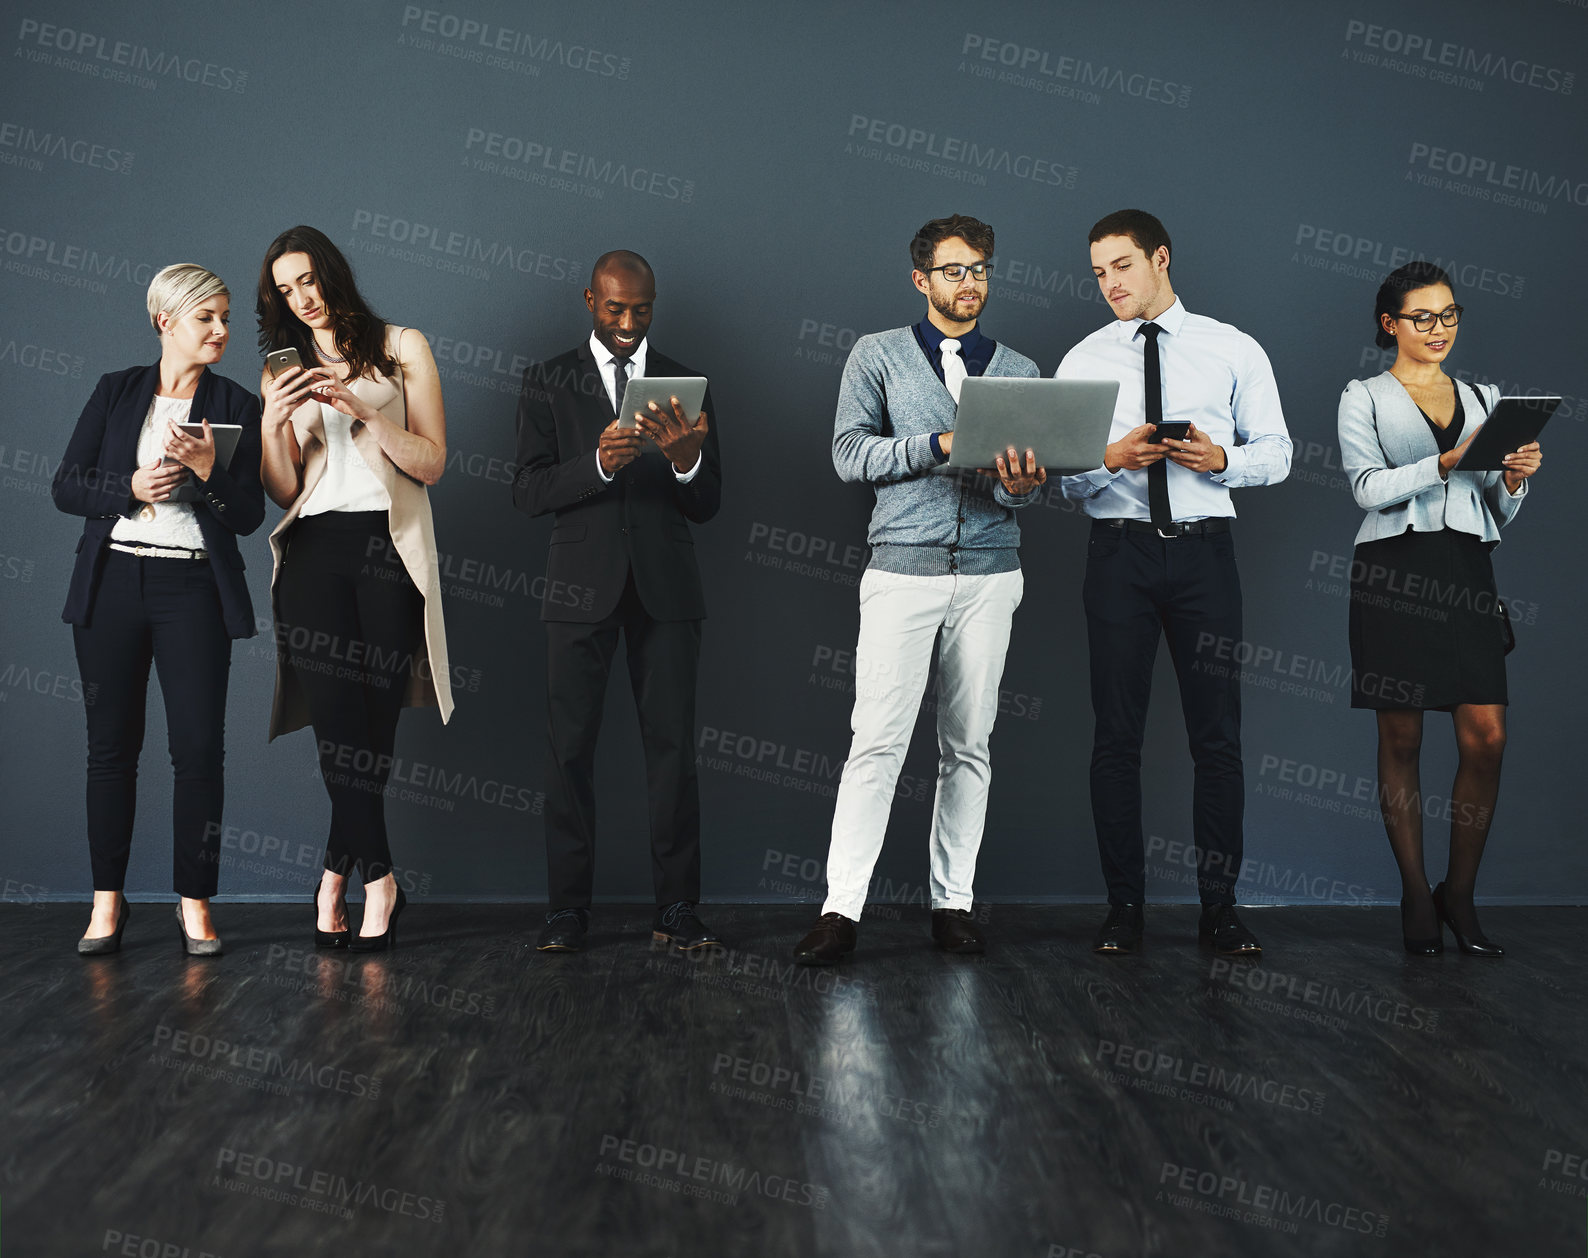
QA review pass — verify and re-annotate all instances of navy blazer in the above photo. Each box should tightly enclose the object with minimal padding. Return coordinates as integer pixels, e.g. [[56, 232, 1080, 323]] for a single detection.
[[53, 364, 265, 638], [511, 342, 722, 623]]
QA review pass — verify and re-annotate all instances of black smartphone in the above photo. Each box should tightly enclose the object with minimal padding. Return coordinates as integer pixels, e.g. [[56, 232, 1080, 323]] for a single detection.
[[1149, 420, 1191, 443], [265, 347, 303, 379]]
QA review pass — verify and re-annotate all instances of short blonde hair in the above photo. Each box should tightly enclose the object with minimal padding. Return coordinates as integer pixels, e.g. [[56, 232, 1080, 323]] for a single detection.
[[146, 263, 229, 333]]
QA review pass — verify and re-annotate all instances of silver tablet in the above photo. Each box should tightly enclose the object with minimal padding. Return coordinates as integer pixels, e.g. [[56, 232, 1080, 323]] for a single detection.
[[164, 422, 244, 502], [946, 378, 1119, 473], [615, 375, 708, 428]]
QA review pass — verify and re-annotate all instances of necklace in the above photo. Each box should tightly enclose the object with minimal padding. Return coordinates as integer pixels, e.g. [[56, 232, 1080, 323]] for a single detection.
[[315, 339, 347, 364]]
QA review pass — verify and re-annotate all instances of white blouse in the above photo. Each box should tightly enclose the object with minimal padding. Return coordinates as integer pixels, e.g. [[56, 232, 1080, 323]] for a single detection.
[[297, 398, 391, 517], [109, 395, 207, 549]]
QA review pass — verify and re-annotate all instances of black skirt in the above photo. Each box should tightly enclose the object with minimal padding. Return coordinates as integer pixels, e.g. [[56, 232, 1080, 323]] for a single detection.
[[1348, 527, 1508, 710]]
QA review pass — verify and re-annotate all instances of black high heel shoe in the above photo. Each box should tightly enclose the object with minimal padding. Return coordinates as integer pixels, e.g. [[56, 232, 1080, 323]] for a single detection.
[[313, 882, 351, 949], [1432, 882, 1503, 957], [349, 884, 406, 953], [78, 894, 130, 956], [1400, 895, 1443, 955]]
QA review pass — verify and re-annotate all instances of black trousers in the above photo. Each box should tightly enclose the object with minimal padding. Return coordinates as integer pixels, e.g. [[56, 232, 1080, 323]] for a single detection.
[[1083, 522, 1245, 905], [276, 512, 423, 884], [544, 570, 702, 910], [72, 549, 232, 898]]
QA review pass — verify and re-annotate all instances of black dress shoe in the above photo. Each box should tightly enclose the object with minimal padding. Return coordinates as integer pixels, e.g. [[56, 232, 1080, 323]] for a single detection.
[[1400, 895, 1443, 956], [1093, 903, 1144, 954], [652, 902, 721, 951], [349, 885, 407, 953], [175, 904, 223, 957], [313, 883, 350, 949], [78, 894, 130, 956], [1432, 883, 1503, 957], [931, 908, 985, 954], [1199, 904, 1261, 956], [793, 912, 856, 966], [536, 908, 588, 952]]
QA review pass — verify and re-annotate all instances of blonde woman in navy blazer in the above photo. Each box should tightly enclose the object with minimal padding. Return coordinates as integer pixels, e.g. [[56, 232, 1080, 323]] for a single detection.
[[53, 264, 264, 956], [1337, 261, 1541, 957]]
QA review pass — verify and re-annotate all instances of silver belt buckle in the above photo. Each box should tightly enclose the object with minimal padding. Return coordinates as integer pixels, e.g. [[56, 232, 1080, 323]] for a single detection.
[[1156, 524, 1179, 539]]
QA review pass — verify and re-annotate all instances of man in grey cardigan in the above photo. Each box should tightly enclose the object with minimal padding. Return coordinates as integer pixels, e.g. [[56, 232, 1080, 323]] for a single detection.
[[793, 214, 1046, 965]]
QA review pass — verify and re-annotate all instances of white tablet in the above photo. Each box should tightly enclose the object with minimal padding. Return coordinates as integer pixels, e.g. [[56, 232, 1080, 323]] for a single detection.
[[164, 423, 244, 501], [615, 376, 708, 428]]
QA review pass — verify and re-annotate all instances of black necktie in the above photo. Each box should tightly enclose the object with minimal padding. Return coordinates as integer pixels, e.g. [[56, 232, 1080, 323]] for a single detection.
[[611, 357, 631, 418], [1141, 322, 1171, 529]]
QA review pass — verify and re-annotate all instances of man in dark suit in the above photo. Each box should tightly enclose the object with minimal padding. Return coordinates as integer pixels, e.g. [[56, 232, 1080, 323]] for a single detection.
[[512, 250, 722, 953]]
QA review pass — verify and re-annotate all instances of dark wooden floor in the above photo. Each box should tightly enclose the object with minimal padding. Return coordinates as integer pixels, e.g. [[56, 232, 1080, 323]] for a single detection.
[[2, 903, 1585, 1257]]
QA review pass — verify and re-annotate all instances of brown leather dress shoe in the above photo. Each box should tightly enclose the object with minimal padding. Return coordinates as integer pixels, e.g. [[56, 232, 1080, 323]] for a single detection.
[[931, 908, 985, 954], [793, 912, 857, 966]]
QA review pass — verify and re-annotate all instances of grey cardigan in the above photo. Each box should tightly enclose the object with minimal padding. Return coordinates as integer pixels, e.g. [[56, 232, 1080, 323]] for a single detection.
[[832, 327, 1040, 575], [1337, 371, 1527, 547]]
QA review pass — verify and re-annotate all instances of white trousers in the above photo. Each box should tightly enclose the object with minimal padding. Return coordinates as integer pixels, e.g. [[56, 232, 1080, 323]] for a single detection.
[[822, 567, 1024, 921]]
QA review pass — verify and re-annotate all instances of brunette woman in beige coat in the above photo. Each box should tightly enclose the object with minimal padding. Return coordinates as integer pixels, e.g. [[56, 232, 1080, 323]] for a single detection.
[[257, 225, 453, 951]]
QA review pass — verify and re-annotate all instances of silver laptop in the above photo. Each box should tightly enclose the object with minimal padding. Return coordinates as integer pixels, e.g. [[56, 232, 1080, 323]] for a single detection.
[[946, 378, 1119, 473]]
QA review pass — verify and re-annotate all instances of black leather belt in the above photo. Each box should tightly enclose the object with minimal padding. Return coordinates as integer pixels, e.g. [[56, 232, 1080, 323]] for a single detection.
[[1095, 517, 1231, 538]]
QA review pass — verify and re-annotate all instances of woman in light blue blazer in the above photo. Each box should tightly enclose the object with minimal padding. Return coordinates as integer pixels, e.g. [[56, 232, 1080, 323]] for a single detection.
[[1337, 262, 1542, 957]]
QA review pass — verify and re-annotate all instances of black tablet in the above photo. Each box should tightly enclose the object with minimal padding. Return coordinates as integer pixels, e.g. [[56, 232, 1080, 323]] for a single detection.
[[1454, 395, 1559, 471]]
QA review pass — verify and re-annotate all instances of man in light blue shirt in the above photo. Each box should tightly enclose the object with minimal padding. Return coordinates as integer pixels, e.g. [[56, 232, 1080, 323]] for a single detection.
[[1056, 209, 1292, 956]]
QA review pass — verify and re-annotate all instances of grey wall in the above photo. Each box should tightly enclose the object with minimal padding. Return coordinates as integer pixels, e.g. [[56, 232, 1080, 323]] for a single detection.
[[1, 0, 1581, 905]]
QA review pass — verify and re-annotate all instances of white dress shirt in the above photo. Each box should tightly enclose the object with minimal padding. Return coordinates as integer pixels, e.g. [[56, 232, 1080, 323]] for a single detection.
[[588, 332, 701, 484], [1056, 298, 1291, 520]]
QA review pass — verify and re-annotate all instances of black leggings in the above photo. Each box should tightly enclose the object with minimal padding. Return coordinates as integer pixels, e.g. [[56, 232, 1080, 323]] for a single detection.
[[276, 512, 423, 884], [72, 550, 232, 898]]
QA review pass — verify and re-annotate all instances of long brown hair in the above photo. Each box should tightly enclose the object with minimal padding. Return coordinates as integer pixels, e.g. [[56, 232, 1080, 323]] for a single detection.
[[256, 225, 397, 381]]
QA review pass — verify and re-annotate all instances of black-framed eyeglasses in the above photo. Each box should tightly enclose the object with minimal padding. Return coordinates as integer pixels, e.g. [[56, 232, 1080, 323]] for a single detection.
[[1391, 304, 1463, 333], [926, 261, 993, 282]]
